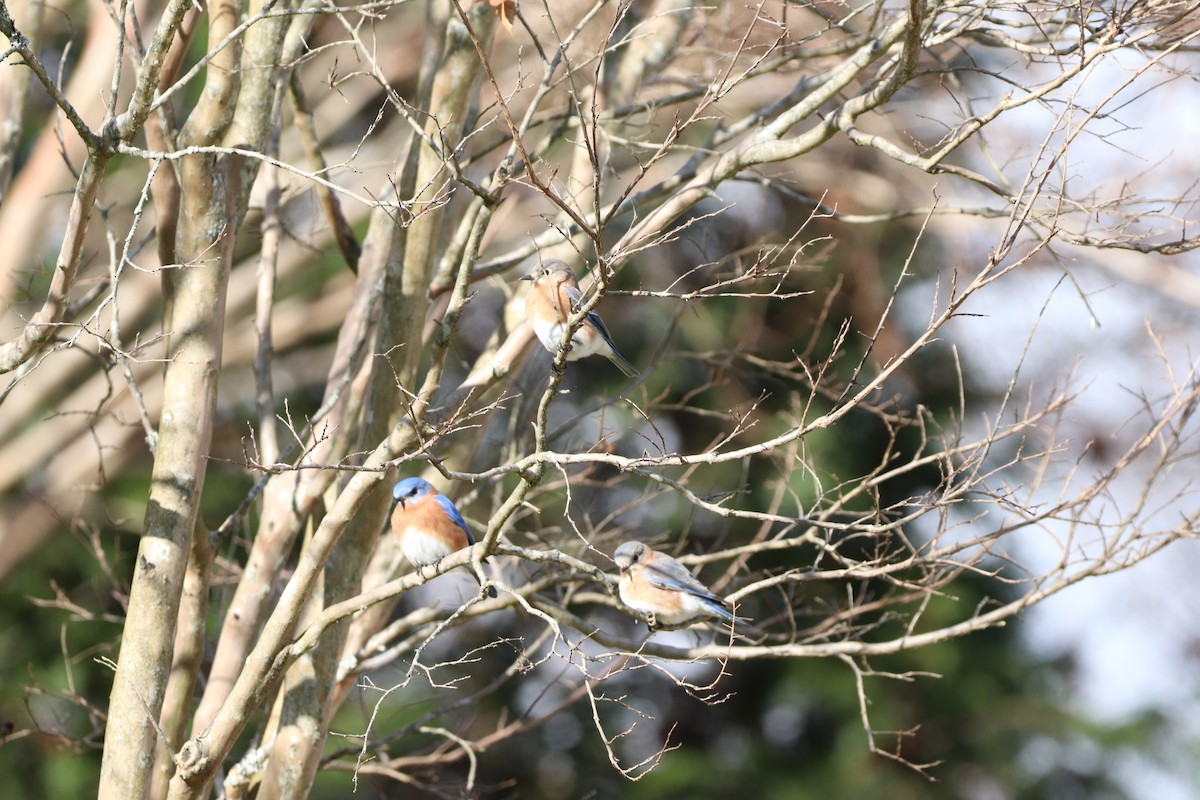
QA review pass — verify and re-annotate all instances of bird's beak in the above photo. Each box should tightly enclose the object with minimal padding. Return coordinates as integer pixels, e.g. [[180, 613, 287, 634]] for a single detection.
[[519, 273, 534, 282]]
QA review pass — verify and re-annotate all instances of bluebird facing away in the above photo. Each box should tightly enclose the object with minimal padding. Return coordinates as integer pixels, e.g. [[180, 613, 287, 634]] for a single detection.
[[613, 541, 736, 629], [521, 260, 638, 377], [391, 477, 494, 596]]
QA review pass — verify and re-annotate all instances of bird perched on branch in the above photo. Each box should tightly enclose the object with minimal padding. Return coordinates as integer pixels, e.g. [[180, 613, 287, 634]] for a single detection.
[[521, 260, 638, 377], [391, 477, 494, 597], [613, 540, 737, 629]]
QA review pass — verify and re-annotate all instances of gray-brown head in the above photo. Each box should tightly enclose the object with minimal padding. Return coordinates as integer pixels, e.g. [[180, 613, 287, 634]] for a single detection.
[[520, 259, 577, 290], [613, 541, 650, 573]]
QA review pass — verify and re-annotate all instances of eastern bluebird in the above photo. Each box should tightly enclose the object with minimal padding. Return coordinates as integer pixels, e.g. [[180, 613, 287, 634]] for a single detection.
[[391, 477, 494, 596], [613, 541, 736, 628], [520, 260, 638, 377]]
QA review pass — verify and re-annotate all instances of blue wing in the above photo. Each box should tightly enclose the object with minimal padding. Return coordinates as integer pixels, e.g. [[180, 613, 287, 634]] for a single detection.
[[584, 310, 619, 346], [562, 283, 621, 350], [562, 283, 585, 309], [643, 560, 733, 620], [434, 493, 475, 545]]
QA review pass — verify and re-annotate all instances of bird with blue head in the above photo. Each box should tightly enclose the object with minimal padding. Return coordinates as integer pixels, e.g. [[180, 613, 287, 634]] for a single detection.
[[391, 477, 494, 597]]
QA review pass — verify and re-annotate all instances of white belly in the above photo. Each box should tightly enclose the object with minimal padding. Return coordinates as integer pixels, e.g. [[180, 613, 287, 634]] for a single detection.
[[400, 526, 453, 567], [532, 318, 601, 361]]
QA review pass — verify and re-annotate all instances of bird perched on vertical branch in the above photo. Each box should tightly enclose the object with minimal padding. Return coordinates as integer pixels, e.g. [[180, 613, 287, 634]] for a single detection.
[[613, 540, 738, 629], [390, 477, 494, 597], [521, 260, 638, 377]]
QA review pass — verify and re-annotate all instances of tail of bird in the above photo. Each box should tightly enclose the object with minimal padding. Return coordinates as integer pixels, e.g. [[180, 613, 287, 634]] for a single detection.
[[466, 558, 497, 598], [607, 350, 638, 377], [705, 596, 762, 635], [702, 595, 736, 623]]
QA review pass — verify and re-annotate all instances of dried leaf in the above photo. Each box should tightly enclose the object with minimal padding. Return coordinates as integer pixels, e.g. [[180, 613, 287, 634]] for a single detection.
[[477, 0, 517, 37]]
